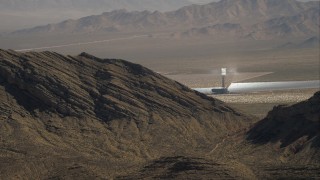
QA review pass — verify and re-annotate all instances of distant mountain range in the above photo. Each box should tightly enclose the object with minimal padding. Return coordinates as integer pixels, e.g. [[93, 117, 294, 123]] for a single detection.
[[277, 36, 320, 49], [180, 6, 319, 40], [0, 0, 211, 32], [9, 0, 320, 40], [0, 0, 201, 12]]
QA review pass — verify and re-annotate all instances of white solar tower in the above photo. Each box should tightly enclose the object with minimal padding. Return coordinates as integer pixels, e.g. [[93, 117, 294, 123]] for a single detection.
[[221, 68, 227, 88]]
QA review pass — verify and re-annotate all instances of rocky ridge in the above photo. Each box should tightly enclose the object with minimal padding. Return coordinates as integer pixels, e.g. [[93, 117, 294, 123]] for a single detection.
[[0, 49, 252, 178], [247, 91, 320, 162], [0, 49, 245, 121]]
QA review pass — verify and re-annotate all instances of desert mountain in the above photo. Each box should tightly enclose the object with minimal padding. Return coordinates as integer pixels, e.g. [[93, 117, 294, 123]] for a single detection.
[[297, 36, 320, 48], [0, 49, 252, 178], [247, 91, 320, 163], [179, 6, 319, 40], [0, 0, 203, 32], [11, 0, 319, 39], [248, 7, 319, 40], [179, 23, 247, 39], [205, 91, 320, 179], [0, 49, 319, 178], [276, 36, 320, 49]]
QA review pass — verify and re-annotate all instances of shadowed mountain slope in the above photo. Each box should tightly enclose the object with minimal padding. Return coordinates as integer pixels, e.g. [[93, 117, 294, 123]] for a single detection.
[[202, 91, 320, 179], [118, 156, 257, 179], [247, 91, 320, 162], [0, 49, 252, 178]]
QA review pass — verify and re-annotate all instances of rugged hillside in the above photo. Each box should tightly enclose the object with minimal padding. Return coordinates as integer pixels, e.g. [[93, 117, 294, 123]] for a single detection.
[[0, 49, 252, 178], [247, 91, 320, 162], [167, 0, 318, 25], [202, 91, 320, 179], [11, 0, 319, 38], [0, 50, 249, 124], [0, 49, 319, 179], [119, 156, 256, 179], [248, 7, 319, 40], [179, 6, 319, 40]]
